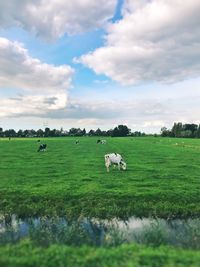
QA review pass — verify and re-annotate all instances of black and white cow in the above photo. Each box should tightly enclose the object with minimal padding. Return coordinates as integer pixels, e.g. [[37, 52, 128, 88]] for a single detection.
[[38, 143, 47, 152], [104, 153, 126, 172], [97, 139, 106, 144]]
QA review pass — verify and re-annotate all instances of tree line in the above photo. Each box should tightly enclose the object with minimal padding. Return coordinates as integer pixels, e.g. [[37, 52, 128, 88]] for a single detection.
[[2, 123, 200, 138], [0, 125, 146, 138], [161, 123, 200, 138]]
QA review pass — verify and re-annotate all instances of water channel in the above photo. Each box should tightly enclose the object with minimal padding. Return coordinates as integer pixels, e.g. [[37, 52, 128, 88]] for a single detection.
[[0, 215, 200, 248]]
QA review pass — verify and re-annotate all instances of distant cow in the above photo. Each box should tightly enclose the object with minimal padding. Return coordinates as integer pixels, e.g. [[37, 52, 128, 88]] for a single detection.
[[38, 143, 47, 152], [104, 153, 127, 172], [97, 139, 106, 144]]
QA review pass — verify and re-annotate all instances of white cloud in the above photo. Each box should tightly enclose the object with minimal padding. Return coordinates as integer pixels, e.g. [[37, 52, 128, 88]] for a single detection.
[[0, 92, 120, 119], [0, 94, 68, 118], [78, 0, 200, 84], [0, 37, 74, 118], [0, 0, 117, 40], [0, 37, 74, 93]]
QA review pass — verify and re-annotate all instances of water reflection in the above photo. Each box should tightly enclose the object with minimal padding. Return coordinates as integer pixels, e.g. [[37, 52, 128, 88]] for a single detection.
[[0, 215, 200, 248]]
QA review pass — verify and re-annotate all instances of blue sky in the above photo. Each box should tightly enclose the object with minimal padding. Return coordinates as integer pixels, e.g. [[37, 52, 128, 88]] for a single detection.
[[0, 0, 200, 133]]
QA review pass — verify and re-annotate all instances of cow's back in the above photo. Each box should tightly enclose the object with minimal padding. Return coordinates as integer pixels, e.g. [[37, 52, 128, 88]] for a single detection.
[[105, 153, 122, 163]]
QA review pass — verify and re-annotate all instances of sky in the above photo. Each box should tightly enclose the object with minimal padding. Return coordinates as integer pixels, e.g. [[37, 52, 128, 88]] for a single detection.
[[0, 0, 200, 133]]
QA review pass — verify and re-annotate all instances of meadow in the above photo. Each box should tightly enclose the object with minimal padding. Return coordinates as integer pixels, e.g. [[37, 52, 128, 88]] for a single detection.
[[0, 136, 200, 217], [0, 136, 200, 266]]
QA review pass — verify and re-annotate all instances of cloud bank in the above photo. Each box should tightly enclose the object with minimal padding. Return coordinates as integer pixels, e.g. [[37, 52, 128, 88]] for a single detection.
[[0, 37, 74, 117], [0, 0, 117, 40], [78, 0, 200, 84], [0, 94, 68, 118], [0, 38, 74, 93]]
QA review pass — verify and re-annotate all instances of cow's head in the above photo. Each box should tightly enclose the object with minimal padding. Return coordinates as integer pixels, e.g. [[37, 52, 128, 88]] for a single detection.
[[120, 160, 127, 170]]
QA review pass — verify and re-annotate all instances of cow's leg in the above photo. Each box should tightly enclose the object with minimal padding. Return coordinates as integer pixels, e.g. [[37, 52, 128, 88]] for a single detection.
[[106, 165, 110, 172], [105, 161, 110, 172], [118, 163, 121, 170]]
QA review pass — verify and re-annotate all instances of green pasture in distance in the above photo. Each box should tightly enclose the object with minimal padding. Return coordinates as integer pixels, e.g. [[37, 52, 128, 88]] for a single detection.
[[0, 136, 200, 218]]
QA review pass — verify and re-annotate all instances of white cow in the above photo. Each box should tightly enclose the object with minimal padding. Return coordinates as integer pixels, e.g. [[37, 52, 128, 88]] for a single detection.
[[104, 153, 127, 172]]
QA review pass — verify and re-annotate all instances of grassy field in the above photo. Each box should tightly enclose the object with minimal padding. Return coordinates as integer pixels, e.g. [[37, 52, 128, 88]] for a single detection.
[[1, 136, 200, 267], [0, 136, 200, 218]]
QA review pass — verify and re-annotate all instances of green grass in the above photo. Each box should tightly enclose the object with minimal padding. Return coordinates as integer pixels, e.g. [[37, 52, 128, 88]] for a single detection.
[[0, 136, 200, 218], [1, 240, 200, 267]]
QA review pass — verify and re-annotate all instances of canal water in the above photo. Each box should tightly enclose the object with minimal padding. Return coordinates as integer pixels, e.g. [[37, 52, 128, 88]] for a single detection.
[[0, 215, 200, 248]]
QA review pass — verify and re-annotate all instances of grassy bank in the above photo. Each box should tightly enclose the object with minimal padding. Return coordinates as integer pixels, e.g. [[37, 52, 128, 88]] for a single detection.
[[1, 240, 200, 267]]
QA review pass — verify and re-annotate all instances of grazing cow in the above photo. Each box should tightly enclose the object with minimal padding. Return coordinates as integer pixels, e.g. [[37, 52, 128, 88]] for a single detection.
[[75, 140, 79, 144], [38, 143, 47, 152], [104, 153, 127, 172], [97, 139, 106, 144]]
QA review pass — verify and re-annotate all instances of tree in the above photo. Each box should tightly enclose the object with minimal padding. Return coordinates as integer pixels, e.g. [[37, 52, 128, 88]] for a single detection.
[[37, 129, 44, 137], [88, 129, 95, 136], [181, 130, 192, 138], [161, 127, 171, 137], [171, 122, 183, 137], [106, 129, 113, 136], [101, 130, 107, 136], [50, 129, 57, 137], [95, 128, 102, 136], [0, 127, 3, 137], [4, 129, 16, 137], [17, 129, 24, 137], [82, 128, 86, 136], [69, 128, 84, 136], [112, 125, 130, 137], [44, 127, 51, 137], [196, 125, 200, 138], [183, 124, 198, 137]]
